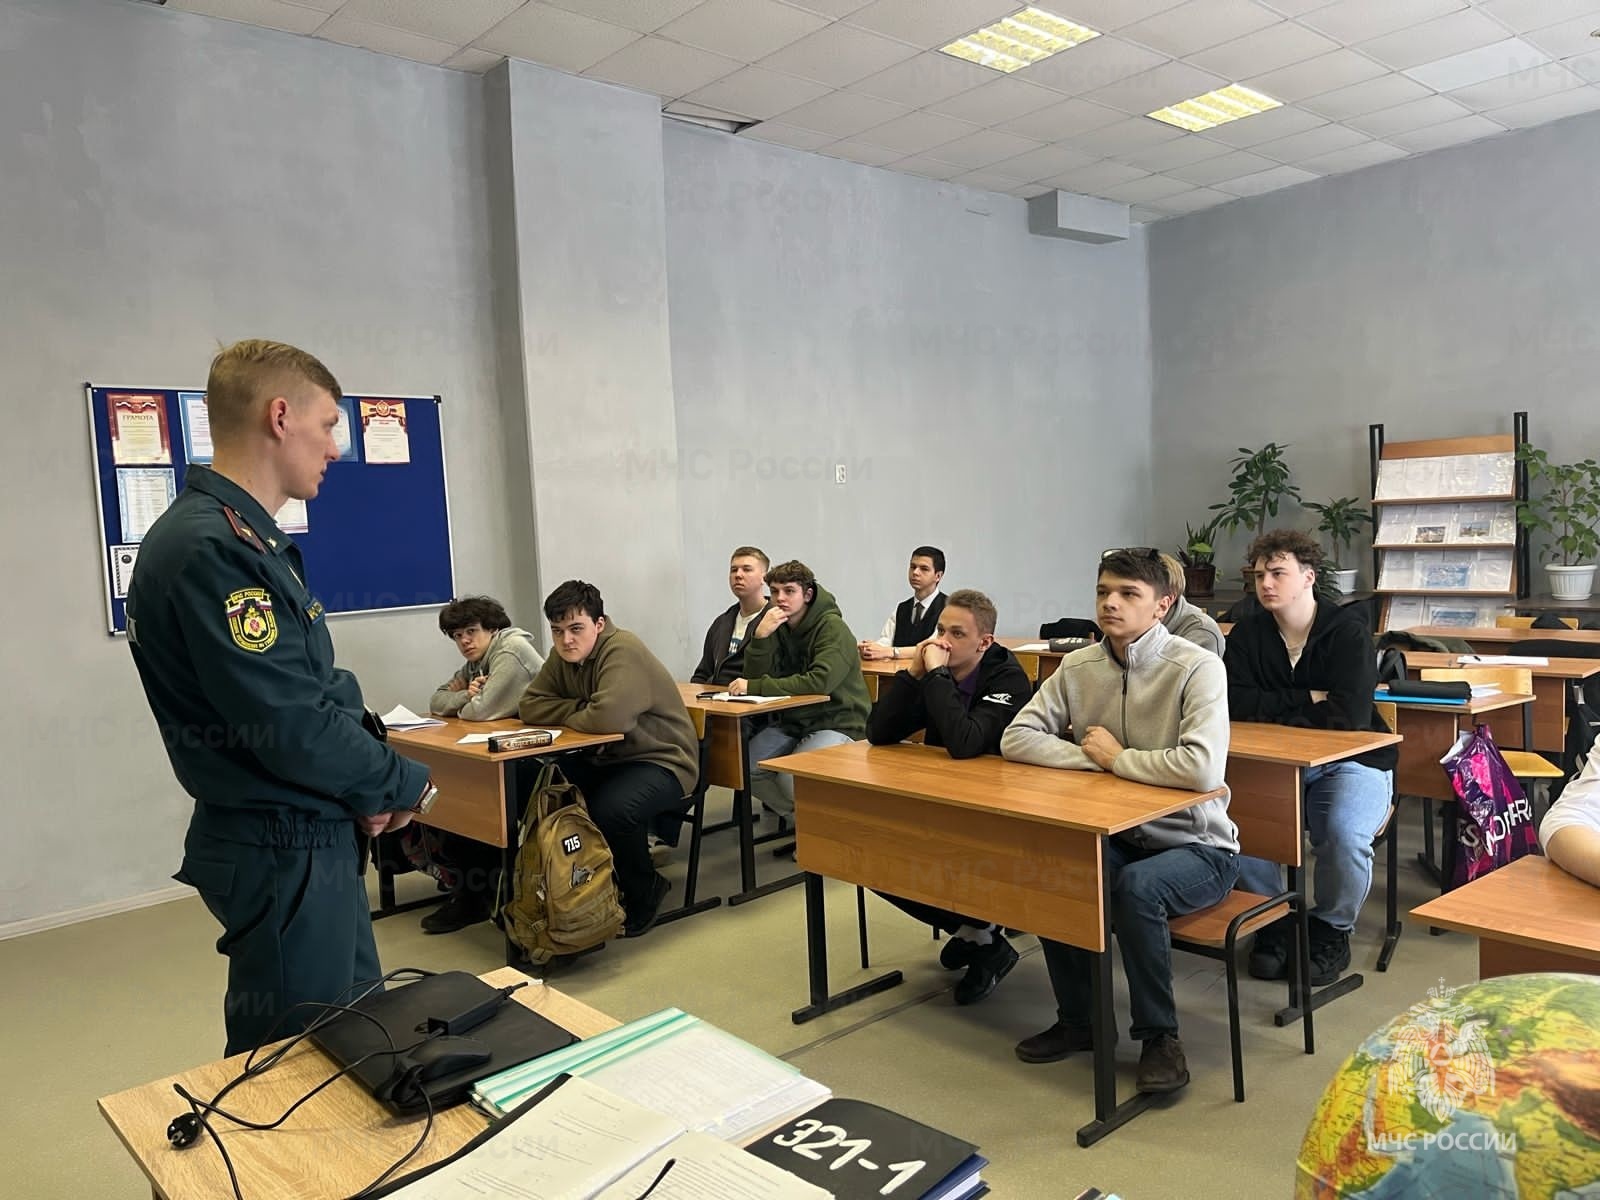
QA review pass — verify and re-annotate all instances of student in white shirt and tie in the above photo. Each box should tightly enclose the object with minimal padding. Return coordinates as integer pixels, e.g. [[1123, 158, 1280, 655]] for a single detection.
[[859, 545, 947, 662]]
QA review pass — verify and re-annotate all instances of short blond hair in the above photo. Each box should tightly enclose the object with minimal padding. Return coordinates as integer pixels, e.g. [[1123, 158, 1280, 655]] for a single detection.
[[1158, 553, 1185, 600], [945, 588, 998, 636], [205, 339, 341, 441]]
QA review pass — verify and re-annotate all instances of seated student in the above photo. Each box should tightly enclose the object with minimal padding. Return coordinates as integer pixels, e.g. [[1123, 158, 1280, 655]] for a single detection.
[[1226, 530, 1395, 987], [690, 546, 772, 686], [410, 596, 547, 933], [1001, 548, 1238, 1095], [860, 546, 947, 662], [1159, 553, 1225, 657], [735, 560, 871, 820], [518, 580, 699, 937], [866, 588, 1031, 1004], [1541, 738, 1600, 887]]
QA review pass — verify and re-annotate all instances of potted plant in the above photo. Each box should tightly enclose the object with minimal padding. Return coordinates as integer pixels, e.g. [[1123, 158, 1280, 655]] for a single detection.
[[1179, 519, 1218, 598], [1210, 443, 1301, 587], [1304, 496, 1374, 594], [1516, 443, 1600, 600]]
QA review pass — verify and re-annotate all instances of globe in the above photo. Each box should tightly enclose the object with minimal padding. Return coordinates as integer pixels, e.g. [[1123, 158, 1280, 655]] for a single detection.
[[1295, 973, 1600, 1198]]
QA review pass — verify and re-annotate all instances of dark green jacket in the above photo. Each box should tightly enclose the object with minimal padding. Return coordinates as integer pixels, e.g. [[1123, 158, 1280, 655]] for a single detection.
[[742, 584, 870, 738], [126, 466, 428, 847]]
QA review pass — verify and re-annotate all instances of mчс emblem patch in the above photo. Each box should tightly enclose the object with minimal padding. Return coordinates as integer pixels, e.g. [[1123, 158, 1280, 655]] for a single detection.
[[226, 588, 278, 652]]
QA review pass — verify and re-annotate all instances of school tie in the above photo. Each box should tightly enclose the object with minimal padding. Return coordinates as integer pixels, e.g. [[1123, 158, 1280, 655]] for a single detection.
[[913, 600, 924, 627]]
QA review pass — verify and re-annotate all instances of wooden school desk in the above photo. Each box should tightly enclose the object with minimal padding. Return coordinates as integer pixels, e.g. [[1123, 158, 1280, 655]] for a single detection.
[[1401, 650, 1600, 753], [98, 968, 615, 1200], [761, 739, 1224, 1147], [385, 719, 621, 960], [1410, 855, 1600, 978], [1407, 624, 1600, 652], [675, 684, 829, 906]]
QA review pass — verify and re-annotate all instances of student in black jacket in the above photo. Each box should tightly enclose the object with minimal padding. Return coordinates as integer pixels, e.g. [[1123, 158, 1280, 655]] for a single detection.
[[690, 546, 772, 686], [1226, 530, 1396, 987], [866, 588, 1032, 1005]]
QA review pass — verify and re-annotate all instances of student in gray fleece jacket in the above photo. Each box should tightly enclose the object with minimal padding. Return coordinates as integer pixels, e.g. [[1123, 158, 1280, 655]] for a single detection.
[[1002, 549, 1238, 1097], [1159, 554, 1225, 658]]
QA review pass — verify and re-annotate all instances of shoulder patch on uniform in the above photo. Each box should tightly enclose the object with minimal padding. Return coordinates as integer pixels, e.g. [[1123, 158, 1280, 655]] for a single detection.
[[222, 506, 266, 555], [305, 599, 325, 623], [226, 588, 278, 652]]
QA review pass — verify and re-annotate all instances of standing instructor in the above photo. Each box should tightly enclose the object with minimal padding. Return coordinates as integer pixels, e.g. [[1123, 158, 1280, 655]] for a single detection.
[[126, 340, 434, 1054]]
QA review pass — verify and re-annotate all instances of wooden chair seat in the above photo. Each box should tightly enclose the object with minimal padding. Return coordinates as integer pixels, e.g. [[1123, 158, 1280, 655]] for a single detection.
[[1169, 892, 1288, 948], [1501, 750, 1563, 778]]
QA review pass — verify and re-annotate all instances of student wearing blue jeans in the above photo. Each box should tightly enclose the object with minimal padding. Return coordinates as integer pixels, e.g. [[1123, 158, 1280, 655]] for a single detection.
[[1225, 530, 1397, 986], [1002, 549, 1239, 1095]]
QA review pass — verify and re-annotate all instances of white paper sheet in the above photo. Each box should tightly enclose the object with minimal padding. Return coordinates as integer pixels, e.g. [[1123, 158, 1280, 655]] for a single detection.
[[598, 1132, 830, 1199], [380, 705, 444, 730]]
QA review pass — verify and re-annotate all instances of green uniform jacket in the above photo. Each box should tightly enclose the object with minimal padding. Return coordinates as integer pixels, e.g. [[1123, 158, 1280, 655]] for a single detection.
[[741, 583, 870, 739], [126, 466, 428, 847], [518, 624, 698, 797]]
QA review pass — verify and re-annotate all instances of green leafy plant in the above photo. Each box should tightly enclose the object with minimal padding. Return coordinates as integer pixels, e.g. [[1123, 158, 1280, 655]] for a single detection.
[[1516, 444, 1600, 566], [1180, 518, 1218, 567], [1210, 443, 1302, 539], [1304, 496, 1375, 569]]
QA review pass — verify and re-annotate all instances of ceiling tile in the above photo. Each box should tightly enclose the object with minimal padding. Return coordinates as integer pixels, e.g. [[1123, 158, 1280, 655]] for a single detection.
[[1017, 36, 1168, 95], [951, 167, 1032, 191], [926, 127, 1045, 166], [927, 76, 1066, 124], [1045, 159, 1152, 190], [1242, 48, 1387, 101], [1488, 81, 1600, 124], [1386, 112, 1507, 150], [851, 52, 998, 109], [844, 0, 1026, 48], [1574, 48, 1600, 80], [1155, 184, 1233, 210], [167, 0, 330, 36], [316, 13, 457, 63], [994, 97, 1128, 138], [1254, 120, 1368, 159], [1480, 0, 1600, 34], [1407, 37, 1551, 91], [1083, 60, 1230, 114], [681, 66, 833, 119], [1202, 103, 1327, 146], [1190, 21, 1339, 77], [443, 45, 506, 71], [787, 0, 876, 15], [1301, 72, 1434, 117], [771, 88, 911, 135], [821, 138, 906, 164], [544, 0, 704, 34], [478, 3, 641, 73], [987, 141, 1100, 178], [893, 154, 967, 178], [1131, 204, 1170, 221], [742, 121, 836, 148], [1346, 92, 1472, 134], [1300, 0, 1469, 44], [1119, 0, 1284, 59], [758, 23, 920, 87], [1050, 0, 1192, 30], [1123, 132, 1235, 167], [585, 35, 744, 97], [1213, 162, 1319, 193], [854, 109, 982, 153], [1167, 147, 1277, 182], [1525, 15, 1600, 59], [1065, 115, 1188, 155], [1295, 138, 1410, 171], [1448, 62, 1584, 109], [336, 0, 524, 44], [1360, 10, 1510, 70], [656, 0, 830, 62], [1099, 172, 1197, 201]]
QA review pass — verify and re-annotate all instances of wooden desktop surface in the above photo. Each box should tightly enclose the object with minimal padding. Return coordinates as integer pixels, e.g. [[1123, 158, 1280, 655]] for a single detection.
[[1383, 692, 1532, 801], [676, 683, 828, 791], [1226, 724, 1401, 767], [98, 969, 617, 1200], [1382, 690, 1534, 716], [1410, 856, 1600, 978], [675, 682, 830, 716], [388, 718, 622, 762], [1404, 651, 1600, 750], [1408, 624, 1600, 647], [1402, 650, 1600, 680]]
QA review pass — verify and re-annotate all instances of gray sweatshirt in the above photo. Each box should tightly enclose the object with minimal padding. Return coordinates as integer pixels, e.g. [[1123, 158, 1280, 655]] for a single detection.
[[1001, 620, 1238, 853], [429, 627, 546, 720], [1164, 595, 1225, 658]]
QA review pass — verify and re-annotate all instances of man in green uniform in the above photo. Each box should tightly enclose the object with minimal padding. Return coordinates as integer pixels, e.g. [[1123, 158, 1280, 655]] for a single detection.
[[127, 340, 433, 1055]]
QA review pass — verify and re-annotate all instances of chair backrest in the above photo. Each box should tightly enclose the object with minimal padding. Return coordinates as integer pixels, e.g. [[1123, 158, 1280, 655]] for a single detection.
[[1225, 758, 1304, 867], [1374, 701, 1398, 736], [1420, 666, 1533, 695], [1496, 615, 1536, 629]]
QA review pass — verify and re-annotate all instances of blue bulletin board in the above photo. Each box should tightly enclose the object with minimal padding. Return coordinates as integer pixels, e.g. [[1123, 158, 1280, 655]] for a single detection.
[[87, 384, 454, 634]]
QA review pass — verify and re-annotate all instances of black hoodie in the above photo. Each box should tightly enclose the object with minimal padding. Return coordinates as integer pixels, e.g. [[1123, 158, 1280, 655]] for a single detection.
[[1226, 600, 1397, 771], [866, 643, 1031, 759]]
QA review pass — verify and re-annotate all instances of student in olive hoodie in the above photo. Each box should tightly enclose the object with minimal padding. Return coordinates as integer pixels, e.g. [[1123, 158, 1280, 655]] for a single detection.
[[519, 580, 698, 938], [734, 560, 871, 820]]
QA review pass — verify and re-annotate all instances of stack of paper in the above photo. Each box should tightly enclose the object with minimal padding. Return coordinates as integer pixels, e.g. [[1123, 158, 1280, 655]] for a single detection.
[[700, 692, 785, 704], [380, 705, 444, 731]]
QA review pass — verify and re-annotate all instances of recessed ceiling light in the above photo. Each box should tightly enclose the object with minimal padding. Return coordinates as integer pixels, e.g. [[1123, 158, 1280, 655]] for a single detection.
[[939, 7, 1100, 74], [1148, 85, 1281, 132]]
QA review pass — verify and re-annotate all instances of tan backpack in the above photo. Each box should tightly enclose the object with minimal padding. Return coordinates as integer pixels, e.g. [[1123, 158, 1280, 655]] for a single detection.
[[498, 762, 625, 963]]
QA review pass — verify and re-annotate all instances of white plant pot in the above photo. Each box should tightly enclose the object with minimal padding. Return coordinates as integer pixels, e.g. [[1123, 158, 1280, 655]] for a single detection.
[[1331, 568, 1358, 594], [1546, 563, 1597, 601]]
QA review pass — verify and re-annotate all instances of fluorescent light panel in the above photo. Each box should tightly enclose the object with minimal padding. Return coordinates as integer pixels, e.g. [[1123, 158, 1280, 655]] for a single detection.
[[1148, 84, 1281, 132], [939, 7, 1099, 74]]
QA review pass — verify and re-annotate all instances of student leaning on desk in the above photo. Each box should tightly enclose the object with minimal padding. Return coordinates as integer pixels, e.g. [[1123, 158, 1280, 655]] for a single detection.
[[1542, 738, 1600, 887], [859, 544, 947, 661], [1001, 547, 1239, 1096]]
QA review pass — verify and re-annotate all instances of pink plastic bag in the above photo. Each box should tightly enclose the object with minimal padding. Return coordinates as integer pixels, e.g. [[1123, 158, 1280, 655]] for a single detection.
[[1442, 723, 1540, 888]]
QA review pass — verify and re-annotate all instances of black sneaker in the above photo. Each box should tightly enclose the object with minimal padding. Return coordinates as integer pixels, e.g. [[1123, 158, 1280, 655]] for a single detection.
[[1308, 919, 1352, 986], [620, 874, 672, 939], [1014, 1022, 1097, 1064], [1136, 1034, 1190, 1094], [1247, 919, 1290, 981], [938, 937, 979, 970], [419, 888, 490, 935], [953, 936, 1018, 1006]]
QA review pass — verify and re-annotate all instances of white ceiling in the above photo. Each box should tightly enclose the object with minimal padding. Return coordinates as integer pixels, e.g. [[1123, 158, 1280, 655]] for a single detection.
[[161, 0, 1600, 221]]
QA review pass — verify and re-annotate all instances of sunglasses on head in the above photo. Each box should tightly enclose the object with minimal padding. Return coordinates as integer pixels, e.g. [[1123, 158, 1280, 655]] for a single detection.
[[1101, 547, 1161, 561]]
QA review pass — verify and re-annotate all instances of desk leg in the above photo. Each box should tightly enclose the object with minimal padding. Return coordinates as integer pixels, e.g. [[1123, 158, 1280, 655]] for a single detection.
[[728, 722, 803, 907], [792, 873, 902, 1024]]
